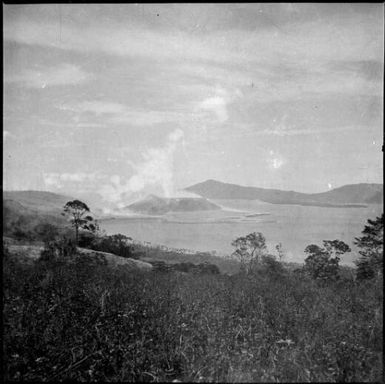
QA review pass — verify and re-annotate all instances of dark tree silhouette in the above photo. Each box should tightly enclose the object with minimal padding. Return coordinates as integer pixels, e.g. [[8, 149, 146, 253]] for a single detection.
[[231, 232, 267, 274], [62, 200, 97, 245], [304, 240, 351, 281], [354, 214, 383, 280]]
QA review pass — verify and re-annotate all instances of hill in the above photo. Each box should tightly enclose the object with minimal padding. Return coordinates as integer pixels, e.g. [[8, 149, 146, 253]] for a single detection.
[[125, 194, 221, 215], [3, 191, 90, 240], [185, 180, 383, 207], [3, 190, 75, 214], [3, 198, 68, 240], [5, 243, 153, 271]]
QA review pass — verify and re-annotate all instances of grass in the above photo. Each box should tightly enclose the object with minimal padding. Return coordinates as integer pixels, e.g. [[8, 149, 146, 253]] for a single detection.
[[131, 243, 241, 275], [3, 249, 383, 382]]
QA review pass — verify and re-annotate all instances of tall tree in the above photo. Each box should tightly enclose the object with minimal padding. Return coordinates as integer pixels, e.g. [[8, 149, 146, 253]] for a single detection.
[[354, 214, 383, 280], [62, 200, 97, 245], [304, 240, 351, 281], [231, 232, 267, 274]]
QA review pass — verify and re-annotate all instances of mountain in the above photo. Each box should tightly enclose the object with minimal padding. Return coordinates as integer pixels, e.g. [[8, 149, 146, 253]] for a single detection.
[[185, 180, 383, 207], [309, 184, 383, 205], [365, 191, 383, 204], [125, 194, 221, 215]]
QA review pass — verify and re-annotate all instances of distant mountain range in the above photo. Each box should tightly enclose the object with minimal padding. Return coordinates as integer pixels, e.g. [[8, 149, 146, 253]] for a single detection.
[[185, 180, 383, 208], [3, 180, 383, 223], [125, 194, 221, 215]]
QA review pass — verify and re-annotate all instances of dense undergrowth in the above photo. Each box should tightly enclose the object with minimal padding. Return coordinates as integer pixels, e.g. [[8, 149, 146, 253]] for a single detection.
[[3, 250, 383, 382]]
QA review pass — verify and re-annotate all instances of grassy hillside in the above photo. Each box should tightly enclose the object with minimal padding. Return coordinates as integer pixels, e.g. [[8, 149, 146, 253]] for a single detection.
[[3, 190, 75, 214], [3, 198, 69, 241], [3, 191, 101, 242], [3, 251, 382, 382]]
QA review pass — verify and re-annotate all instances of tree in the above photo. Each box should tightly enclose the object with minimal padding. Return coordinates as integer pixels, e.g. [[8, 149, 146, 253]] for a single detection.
[[275, 242, 285, 262], [231, 232, 267, 274], [62, 200, 97, 245], [354, 214, 383, 280], [304, 240, 351, 281]]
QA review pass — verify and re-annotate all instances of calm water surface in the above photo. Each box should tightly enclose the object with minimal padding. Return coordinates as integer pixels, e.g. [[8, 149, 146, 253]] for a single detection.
[[100, 200, 383, 265]]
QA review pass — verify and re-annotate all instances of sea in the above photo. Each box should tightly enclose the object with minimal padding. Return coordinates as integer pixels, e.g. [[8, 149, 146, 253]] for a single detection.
[[100, 199, 383, 266]]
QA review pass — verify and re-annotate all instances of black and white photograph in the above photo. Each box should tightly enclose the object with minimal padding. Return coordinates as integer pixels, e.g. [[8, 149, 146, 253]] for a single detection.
[[3, 3, 383, 382]]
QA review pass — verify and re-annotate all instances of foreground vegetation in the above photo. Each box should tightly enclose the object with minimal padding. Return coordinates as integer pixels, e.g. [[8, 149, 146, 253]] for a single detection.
[[3, 199, 383, 382], [3, 245, 383, 382]]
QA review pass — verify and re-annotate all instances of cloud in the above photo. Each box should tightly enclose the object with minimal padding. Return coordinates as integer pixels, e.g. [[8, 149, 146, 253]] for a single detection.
[[267, 150, 285, 170], [61, 100, 195, 126], [200, 96, 228, 123], [263, 124, 357, 137], [68, 101, 127, 115], [5, 63, 89, 88], [4, 9, 382, 105], [4, 8, 382, 66], [198, 86, 242, 123], [43, 172, 99, 188], [98, 129, 185, 204]]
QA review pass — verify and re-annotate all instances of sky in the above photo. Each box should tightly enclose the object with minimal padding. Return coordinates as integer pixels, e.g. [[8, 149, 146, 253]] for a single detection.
[[3, 4, 384, 209]]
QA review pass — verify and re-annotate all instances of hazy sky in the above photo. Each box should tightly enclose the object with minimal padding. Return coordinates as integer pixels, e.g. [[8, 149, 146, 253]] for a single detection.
[[3, 4, 384, 207]]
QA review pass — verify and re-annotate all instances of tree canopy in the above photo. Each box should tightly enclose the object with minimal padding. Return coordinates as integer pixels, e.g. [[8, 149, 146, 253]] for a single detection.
[[231, 232, 267, 274], [304, 240, 351, 281], [354, 214, 383, 280], [62, 200, 97, 245]]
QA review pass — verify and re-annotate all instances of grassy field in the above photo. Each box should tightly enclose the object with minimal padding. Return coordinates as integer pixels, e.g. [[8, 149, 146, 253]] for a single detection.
[[3, 249, 383, 382]]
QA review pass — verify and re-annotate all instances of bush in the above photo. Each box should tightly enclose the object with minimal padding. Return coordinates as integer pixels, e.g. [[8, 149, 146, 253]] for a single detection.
[[260, 254, 286, 277], [196, 262, 221, 275], [34, 223, 60, 243], [78, 231, 97, 248], [86, 234, 135, 259], [173, 262, 196, 273], [39, 237, 77, 262]]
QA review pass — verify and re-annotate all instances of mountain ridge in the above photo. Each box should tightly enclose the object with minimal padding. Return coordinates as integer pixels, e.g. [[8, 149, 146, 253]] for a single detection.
[[185, 180, 383, 207]]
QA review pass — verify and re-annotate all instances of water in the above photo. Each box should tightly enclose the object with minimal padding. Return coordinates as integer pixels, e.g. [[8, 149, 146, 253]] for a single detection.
[[100, 200, 383, 265]]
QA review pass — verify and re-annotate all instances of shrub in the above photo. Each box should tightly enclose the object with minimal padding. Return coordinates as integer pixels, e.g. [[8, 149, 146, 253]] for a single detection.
[[86, 234, 136, 259], [260, 254, 286, 277], [78, 231, 96, 248], [39, 237, 77, 262], [173, 262, 196, 273], [34, 222, 60, 243], [196, 262, 221, 275]]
